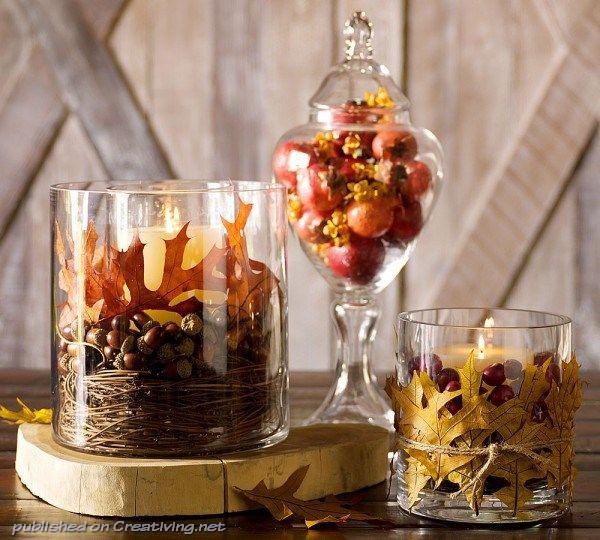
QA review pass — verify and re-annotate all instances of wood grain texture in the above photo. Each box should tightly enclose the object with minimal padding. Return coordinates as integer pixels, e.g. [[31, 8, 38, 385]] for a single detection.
[[73, 0, 125, 39], [109, 0, 216, 178], [407, 0, 597, 313], [15, 423, 388, 516], [24, 0, 173, 179], [505, 186, 576, 319], [1, 369, 600, 536], [0, 46, 65, 239], [575, 133, 600, 370]]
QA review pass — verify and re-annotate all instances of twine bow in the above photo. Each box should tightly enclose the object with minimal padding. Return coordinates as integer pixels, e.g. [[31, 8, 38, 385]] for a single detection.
[[394, 434, 572, 497]]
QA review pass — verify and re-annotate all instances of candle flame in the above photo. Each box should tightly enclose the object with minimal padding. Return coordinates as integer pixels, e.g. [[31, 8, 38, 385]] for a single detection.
[[484, 316, 495, 328]]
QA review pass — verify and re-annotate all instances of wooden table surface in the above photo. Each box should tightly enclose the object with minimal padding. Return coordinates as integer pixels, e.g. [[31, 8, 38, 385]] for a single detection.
[[1, 369, 599, 539]]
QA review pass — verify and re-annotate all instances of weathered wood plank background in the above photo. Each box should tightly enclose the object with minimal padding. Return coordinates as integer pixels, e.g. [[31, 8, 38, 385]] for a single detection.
[[0, 0, 598, 371]]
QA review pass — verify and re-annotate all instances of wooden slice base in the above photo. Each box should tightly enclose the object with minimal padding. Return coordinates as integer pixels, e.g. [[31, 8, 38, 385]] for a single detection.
[[16, 423, 390, 517]]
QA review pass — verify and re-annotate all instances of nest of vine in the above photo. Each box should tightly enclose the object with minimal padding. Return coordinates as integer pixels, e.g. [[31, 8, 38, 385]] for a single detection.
[[55, 358, 286, 456]]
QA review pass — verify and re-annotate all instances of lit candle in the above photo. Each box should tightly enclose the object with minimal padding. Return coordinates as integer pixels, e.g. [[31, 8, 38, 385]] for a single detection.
[[477, 334, 486, 360], [435, 342, 534, 370]]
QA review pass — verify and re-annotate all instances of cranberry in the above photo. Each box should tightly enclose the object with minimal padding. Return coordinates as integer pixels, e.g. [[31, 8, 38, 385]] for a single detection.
[[488, 384, 515, 406], [437, 368, 459, 391], [372, 130, 418, 160], [272, 141, 314, 189], [545, 363, 561, 385], [530, 401, 549, 423], [346, 198, 395, 238], [295, 209, 327, 243], [482, 363, 506, 386], [444, 380, 461, 392], [297, 164, 344, 213], [534, 351, 554, 366], [503, 359, 523, 379], [400, 160, 432, 201], [385, 202, 423, 243], [326, 236, 385, 285], [444, 380, 462, 414], [419, 353, 443, 378]]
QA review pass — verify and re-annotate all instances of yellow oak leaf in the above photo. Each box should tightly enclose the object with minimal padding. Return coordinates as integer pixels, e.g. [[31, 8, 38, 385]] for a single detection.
[[518, 357, 552, 411], [403, 456, 430, 507], [494, 456, 545, 517], [457, 350, 481, 401], [545, 358, 583, 489]]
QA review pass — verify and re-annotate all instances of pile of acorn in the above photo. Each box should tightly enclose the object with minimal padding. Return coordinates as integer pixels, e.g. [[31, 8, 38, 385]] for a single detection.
[[56, 305, 256, 380], [273, 99, 434, 285], [408, 351, 559, 422]]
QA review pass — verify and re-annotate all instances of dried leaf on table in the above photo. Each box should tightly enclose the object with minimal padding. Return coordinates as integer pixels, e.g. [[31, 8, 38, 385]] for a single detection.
[[0, 399, 51, 425], [234, 465, 391, 529]]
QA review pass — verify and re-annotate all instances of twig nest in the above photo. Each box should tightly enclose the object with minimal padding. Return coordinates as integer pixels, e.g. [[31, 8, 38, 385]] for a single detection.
[[175, 337, 195, 357], [120, 334, 135, 354], [58, 353, 72, 375], [176, 358, 193, 379], [181, 313, 203, 336]]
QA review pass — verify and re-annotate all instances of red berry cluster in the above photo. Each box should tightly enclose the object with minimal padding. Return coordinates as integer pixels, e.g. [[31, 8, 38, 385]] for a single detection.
[[407, 352, 560, 421], [273, 99, 434, 286]]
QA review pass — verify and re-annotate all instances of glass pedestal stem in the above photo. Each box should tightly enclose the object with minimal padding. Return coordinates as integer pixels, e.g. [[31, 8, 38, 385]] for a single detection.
[[304, 294, 394, 429]]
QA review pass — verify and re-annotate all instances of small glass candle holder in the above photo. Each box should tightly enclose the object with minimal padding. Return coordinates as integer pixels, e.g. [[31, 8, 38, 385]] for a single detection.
[[389, 308, 582, 524], [50, 180, 289, 457]]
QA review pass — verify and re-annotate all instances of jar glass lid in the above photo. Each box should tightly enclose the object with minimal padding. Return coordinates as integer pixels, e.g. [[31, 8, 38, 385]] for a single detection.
[[308, 11, 409, 113]]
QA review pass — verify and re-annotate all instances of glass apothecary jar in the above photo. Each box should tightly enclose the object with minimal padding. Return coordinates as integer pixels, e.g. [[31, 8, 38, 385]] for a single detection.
[[50, 181, 289, 456], [272, 12, 443, 295], [390, 308, 582, 524], [271, 11, 443, 428]]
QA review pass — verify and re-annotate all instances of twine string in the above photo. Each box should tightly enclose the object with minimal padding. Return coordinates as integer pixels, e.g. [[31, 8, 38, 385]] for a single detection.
[[394, 434, 572, 497]]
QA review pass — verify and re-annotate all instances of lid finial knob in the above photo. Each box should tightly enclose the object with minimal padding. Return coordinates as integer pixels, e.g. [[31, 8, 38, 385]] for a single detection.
[[344, 11, 373, 60]]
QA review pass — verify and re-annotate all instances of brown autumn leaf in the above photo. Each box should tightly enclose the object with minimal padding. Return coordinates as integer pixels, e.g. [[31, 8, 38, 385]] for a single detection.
[[234, 465, 391, 529]]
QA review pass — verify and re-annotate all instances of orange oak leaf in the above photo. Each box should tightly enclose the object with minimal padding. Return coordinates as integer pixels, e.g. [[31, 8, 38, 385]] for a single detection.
[[55, 198, 279, 327], [102, 223, 228, 320]]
